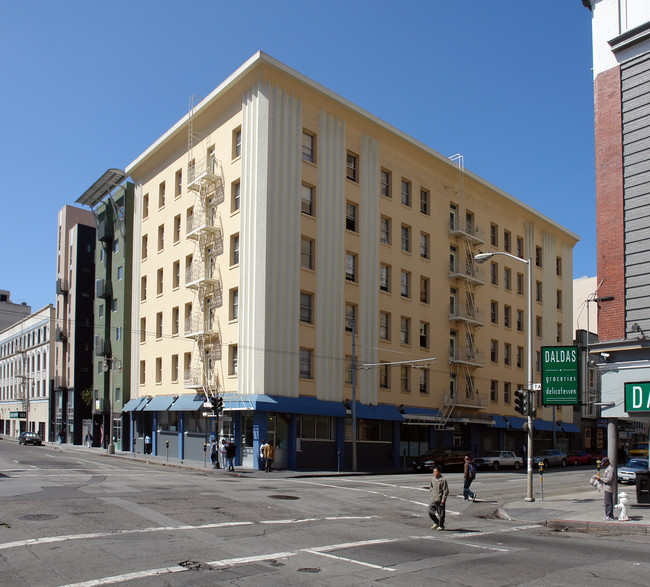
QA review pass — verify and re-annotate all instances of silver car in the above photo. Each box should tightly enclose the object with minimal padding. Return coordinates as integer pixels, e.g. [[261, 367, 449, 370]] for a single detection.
[[617, 458, 648, 484], [474, 450, 523, 471], [532, 449, 567, 468]]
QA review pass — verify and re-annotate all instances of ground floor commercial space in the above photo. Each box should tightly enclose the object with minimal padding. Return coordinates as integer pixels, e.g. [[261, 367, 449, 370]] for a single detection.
[[0, 398, 49, 440], [120, 393, 581, 470]]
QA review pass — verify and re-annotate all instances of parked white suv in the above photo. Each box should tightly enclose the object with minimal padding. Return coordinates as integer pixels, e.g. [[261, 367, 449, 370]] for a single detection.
[[474, 450, 523, 471]]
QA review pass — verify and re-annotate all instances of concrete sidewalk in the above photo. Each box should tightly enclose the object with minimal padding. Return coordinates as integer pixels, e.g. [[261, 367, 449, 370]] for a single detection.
[[34, 440, 650, 534]]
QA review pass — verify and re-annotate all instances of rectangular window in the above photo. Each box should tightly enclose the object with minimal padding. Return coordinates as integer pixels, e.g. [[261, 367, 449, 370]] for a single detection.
[[143, 194, 149, 219], [115, 327, 121, 341], [380, 169, 391, 198], [232, 180, 241, 212], [536, 246, 542, 267], [345, 202, 358, 232], [516, 272, 524, 295], [171, 354, 179, 382], [346, 152, 358, 182], [140, 317, 146, 343], [299, 348, 313, 379], [140, 360, 146, 384], [504, 305, 511, 328], [345, 356, 353, 384], [379, 312, 390, 340], [556, 256, 562, 276], [419, 321, 429, 348], [504, 230, 511, 253], [517, 309, 524, 332], [345, 253, 357, 282], [557, 323, 562, 343], [536, 281, 542, 303], [158, 225, 164, 251], [504, 343, 511, 366], [230, 345, 238, 375], [300, 292, 313, 323], [231, 234, 240, 266], [379, 264, 390, 292], [233, 128, 242, 158], [175, 169, 182, 197], [504, 382, 511, 404], [556, 289, 562, 310], [490, 262, 498, 285], [517, 346, 523, 369], [230, 288, 239, 321], [536, 316, 542, 337], [380, 216, 391, 244], [490, 380, 498, 402], [302, 131, 315, 163], [159, 181, 166, 208], [184, 303, 192, 335], [517, 236, 524, 259], [141, 276, 147, 301], [490, 223, 498, 247], [141, 234, 148, 260], [400, 365, 410, 392], [379, 363, 390, 389], [419, 368, 428, 394], [155, 357, 162, 384], [173, 260, 180, 289], [345, 303, 356, 333], [401, 225, 411, 252], [301, 238, 314, 269], [400, 270, 410, 298], [117, 266, 123, 280], [174, 214, 181, 243], [172, 307, 179, 336], [420, 188, 430, 215], [490, 339, 498, 363], [301, 184, 314, 215], [420, 276, 430, 304], [400, 317, 410, 345], [504, 267, 511, 291], [491, 300, 498, 324], [420, 232, 429, 259], [156, 268, 163, 295], [401, 179, 411, 206], [156, 312, 163, 339]]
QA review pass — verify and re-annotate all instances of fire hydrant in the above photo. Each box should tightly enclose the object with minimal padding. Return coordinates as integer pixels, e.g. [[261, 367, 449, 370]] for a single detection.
[[614, 492, 629, 521]]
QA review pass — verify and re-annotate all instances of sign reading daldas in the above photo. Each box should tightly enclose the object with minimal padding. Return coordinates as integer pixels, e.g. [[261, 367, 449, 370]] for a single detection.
[[541, 346, 579, 406]]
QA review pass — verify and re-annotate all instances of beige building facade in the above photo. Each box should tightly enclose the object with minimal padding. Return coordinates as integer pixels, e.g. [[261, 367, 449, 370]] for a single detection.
[[125, 52, 579, 469]]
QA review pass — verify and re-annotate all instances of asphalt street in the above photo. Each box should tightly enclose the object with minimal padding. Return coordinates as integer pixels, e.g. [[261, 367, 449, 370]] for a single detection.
[[1, 441, 649, 586]]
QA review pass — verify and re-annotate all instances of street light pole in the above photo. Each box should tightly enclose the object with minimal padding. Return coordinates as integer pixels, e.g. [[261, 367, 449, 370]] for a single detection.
[[103, 357, 122, 455], [475, 251, 535, 502]]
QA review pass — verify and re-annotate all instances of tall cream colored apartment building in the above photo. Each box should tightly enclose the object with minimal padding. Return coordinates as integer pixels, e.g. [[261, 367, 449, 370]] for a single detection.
[[125, 52, 578, 470]]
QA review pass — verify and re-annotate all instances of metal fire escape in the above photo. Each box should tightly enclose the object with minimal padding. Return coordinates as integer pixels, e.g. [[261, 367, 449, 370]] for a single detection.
[[184, 97, 225, 403], [439, 154, 486, 429]]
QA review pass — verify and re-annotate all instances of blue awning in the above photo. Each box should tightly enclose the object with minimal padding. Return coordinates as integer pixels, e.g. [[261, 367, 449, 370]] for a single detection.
[[169, 394, 205, 412], [221, 394, 347, 417], [533, 419, 561, 432], [491, 415, 509, 429], [560, 422, 581, 433], [353, 403, 403, 421], [142, 395, 176, 412], [122, 397, 148, 412], [507, 416, 527, 430]]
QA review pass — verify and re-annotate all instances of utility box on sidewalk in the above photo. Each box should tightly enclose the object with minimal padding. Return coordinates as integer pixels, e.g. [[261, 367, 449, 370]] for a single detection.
[[635, 471, 650, 504]]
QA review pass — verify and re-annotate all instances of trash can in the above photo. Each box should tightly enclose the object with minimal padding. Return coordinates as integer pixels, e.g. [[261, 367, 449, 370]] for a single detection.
[[635, 471, 650, 504]]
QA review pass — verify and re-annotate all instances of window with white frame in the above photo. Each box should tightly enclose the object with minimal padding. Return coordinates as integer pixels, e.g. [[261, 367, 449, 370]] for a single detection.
[[299, 348, 313, 379], [301, 184, 314, 215], [301, 237, 314, 270], [345, 253, 357, 282], [300, 292, 313, 323]]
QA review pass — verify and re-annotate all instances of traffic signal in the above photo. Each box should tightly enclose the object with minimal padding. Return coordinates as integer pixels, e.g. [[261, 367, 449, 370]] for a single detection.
[[217, 396, 224, 414], [514, 389, 527, 415]]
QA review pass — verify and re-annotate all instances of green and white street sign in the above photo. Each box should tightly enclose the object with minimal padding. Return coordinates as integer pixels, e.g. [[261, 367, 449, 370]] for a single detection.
[[541, 346, 579, 405], [625, 382, 650, 413]]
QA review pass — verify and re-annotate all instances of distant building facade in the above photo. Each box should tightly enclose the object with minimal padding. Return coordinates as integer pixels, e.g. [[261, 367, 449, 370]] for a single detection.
[[0, 289, 31, 331], [124, 52, 579, 469], [54, 205, 96, 444], [0, 305, 55, 440], [586, 0, 650, 445]]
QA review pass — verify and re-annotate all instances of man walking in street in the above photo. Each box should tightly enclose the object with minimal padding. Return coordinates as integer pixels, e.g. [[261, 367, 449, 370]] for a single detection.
[[263, 441, 275, 472], [463, 455, 477, 501], [428, 465, 449, 531], [600, 457, 615, 520]]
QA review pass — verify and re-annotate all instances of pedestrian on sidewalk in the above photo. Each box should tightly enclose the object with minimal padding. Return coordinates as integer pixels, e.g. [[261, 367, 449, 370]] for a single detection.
[[600, 457, 615, 520], [85, 433, 92, 448], [259, 439, 268, 470], [463, 455, 477, 501], [144, 434, 152, 455], [210, 438, 219, 468], [263, 441, 275, 472], [220, 439, 228, 469], [225, 440, 237, 472], [428, 465, 449, 531]]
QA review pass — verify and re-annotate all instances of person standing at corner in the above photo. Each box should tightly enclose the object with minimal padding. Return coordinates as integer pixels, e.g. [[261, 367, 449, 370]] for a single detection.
[[144, 434, 152, 455], [600, 457, 615, 520], [210, 437, 219, 469], [225, 439, 237, 472], [220, 439, 228, 469], [463, 455, 477, 502], [259, 439, 268, 471], [263, 441, 275, 472], [428, 465, 449, 531]]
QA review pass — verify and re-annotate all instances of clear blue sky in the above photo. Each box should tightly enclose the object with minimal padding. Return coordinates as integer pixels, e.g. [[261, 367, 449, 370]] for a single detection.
[[0, 1, 595, 311]]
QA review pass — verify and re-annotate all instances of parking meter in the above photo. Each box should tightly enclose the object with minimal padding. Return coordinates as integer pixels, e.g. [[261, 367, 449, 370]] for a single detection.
[[538, 461, 544, 500], [203, 443, 207, 468], [596, 458, 602, 477], [165, 440, 169, 463]]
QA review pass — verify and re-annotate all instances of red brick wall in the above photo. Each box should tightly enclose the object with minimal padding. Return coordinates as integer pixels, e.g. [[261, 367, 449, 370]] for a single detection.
[[595, 66, 625, 341]]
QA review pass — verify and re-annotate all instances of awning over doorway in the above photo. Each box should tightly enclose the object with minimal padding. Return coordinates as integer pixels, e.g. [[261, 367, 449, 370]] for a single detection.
[[142, 395, 176, 412], [169, 394, 205, 412], [122, 397, 148, 412]]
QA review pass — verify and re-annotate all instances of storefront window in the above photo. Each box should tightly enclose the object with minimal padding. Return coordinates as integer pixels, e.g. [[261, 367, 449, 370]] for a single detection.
[[185, 411, 208, 434], [158, 411, 178, 432]]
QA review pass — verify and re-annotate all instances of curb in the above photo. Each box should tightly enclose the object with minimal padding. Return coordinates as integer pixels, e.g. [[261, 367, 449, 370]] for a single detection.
[[544, 518, 650, 535]]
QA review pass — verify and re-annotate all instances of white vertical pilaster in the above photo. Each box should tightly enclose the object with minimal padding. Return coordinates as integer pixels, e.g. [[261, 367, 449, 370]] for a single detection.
[[542, 232, 557, 347]]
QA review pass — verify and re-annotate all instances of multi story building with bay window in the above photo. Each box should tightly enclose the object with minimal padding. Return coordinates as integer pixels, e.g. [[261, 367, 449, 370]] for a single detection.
[[124, 52, 578, 469]]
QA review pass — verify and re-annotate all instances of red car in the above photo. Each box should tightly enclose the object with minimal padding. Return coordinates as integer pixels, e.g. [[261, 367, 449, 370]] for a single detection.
[[566, 450, 592, 466]]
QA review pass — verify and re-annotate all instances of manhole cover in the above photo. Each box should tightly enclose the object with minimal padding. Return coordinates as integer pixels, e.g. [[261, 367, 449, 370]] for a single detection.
[[268, 494, 300, 500], [19, 514, 58, 521]]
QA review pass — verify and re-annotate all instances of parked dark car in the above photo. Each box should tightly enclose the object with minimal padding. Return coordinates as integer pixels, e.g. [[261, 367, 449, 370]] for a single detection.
[[18, 432, 43, 446], [566, 450, 593, 466], [411, 447, 472, 472]]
